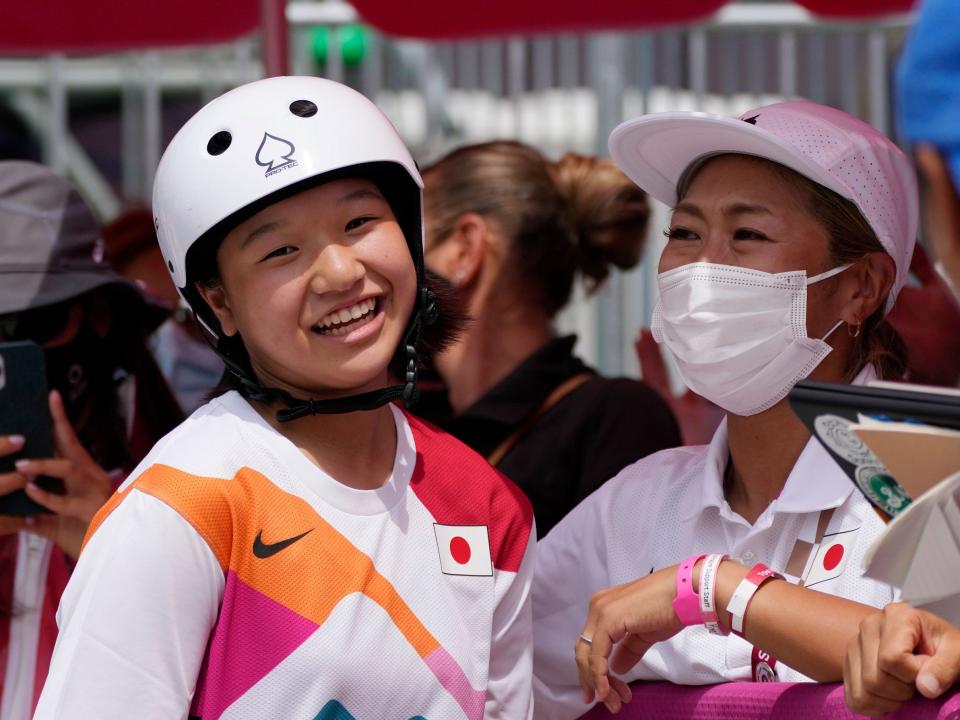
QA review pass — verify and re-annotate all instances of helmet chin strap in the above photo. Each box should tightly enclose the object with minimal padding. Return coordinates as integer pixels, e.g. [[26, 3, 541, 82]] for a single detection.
[[217, 285, 439, 423]]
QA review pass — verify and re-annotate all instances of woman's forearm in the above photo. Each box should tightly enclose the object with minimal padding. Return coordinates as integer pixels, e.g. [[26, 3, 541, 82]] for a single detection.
[[697, 560, 879, 681]]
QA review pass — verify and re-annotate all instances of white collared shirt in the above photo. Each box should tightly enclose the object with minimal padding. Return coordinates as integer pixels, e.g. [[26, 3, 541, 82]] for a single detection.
[[532, 376, 894, 720]]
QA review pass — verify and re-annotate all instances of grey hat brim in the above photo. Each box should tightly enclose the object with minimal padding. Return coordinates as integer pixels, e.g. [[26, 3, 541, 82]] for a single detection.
[[0, 268, 170, 332]]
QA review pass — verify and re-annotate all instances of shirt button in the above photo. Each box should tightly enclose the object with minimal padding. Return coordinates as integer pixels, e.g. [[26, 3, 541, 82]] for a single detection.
[[741, 550, 756, 563]]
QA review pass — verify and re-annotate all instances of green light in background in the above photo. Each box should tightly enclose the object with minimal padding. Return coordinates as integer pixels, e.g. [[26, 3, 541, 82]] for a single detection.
[[311, 24, 368, 67]]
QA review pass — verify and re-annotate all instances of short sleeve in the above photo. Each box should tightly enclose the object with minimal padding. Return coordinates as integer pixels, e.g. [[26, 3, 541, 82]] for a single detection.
[[34, 490, 224, 720]]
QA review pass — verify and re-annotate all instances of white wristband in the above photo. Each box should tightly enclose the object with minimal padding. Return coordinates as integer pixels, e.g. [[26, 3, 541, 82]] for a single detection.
[[726, 564, 783, 634], [698, 553, 728, 636]]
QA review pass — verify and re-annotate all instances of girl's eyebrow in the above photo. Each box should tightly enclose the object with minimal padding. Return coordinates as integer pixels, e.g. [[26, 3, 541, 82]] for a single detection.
[[337, 188, 385, 205], [241, 220, 286, 249]]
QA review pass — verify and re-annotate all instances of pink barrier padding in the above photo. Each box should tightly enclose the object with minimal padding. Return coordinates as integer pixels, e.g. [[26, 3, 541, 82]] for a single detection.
[[579, 682, 960, 720]]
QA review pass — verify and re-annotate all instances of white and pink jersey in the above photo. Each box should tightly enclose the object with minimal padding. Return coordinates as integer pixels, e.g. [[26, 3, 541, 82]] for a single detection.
[[35, 392, 536, 720]]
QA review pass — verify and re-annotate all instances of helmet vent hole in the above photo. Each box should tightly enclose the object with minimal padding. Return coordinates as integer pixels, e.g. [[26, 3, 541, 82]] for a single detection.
[[206, 131, 232, 156], [167, 260, 174, 272], [289, 100, 318, 117]]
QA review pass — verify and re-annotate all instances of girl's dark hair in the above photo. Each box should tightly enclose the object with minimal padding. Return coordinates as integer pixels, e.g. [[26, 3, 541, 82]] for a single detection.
[[677, 154, 909, 381], [422, 140, 650, 317]]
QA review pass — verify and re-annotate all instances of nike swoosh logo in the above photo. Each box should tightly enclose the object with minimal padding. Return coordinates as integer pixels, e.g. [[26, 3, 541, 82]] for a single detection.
[[252, 528, 313, 559]]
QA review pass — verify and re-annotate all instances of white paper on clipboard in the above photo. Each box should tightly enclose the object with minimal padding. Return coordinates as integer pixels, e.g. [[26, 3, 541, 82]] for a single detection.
[[862, 470, 960, 624]]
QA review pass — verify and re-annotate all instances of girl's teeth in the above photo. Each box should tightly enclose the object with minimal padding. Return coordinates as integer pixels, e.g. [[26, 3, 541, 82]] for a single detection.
[[316, 298, 377, 333]]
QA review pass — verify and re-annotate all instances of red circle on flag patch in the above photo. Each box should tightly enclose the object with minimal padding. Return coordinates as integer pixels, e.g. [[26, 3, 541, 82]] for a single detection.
[[450, 536, 471, 564], [823, 544, 844, 571]]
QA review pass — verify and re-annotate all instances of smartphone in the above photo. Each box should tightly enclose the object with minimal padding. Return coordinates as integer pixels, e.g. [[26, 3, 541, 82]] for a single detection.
[[0, 341, 57, 515]]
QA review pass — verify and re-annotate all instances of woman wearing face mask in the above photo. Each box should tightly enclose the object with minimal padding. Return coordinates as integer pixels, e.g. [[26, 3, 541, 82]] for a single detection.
[[532, 101, 918, 719], [36, 77, 535, 720], [417, 141, 680, 537]]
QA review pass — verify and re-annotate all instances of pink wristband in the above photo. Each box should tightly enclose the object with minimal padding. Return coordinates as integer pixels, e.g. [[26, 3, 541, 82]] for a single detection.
[[698, 553, 729, 636], [673, 554, 708, 626], [726, 563, 784, 635]]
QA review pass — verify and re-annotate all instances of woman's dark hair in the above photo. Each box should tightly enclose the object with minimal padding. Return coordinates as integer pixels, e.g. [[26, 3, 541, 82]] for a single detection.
[[677, 154, 909, 381], [422, 140, 651, 317]]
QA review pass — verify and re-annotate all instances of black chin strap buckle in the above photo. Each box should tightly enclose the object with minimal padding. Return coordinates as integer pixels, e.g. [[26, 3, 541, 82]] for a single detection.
[[402, 343, 419, 405]]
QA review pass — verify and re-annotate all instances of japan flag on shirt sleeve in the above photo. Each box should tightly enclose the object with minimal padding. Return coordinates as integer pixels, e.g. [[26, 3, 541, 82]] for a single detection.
[[803, 527, 859, 588], [433, 524, 493, 576]]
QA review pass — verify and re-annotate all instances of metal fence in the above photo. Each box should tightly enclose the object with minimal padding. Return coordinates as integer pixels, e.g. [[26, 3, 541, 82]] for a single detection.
[[0, 1, 912, 377]]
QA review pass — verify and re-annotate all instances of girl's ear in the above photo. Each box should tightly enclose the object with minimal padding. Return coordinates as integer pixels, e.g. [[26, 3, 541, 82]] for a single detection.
[[840, 251, 896, 325], [195, 280, 239, 337]]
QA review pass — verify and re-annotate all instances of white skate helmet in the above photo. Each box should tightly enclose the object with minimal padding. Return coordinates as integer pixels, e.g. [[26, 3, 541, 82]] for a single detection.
[[152, 76, 435, 418]]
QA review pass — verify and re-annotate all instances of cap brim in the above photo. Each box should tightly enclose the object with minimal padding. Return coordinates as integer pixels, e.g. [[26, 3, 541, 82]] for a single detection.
[[0, 270, 170, 332], [609, 111, 851, 207]]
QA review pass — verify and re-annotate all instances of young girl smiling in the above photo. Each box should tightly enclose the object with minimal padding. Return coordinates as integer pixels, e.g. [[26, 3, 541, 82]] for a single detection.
[[35, 77, 535, 720]]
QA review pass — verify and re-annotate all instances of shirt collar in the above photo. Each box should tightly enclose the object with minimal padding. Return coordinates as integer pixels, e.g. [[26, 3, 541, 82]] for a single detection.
[[680, 365, 877, 521]]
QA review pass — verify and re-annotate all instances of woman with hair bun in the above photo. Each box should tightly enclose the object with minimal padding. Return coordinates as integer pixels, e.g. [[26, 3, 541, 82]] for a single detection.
[[417, 140, 680, 537]]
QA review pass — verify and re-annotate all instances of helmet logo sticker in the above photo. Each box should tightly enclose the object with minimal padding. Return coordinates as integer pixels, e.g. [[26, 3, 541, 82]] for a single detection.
[[255, 132, 299, 177]]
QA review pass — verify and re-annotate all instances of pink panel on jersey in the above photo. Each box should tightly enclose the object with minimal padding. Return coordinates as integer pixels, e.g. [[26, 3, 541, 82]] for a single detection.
[[191, 571, 318, 718], [424, 646, 486, 720]]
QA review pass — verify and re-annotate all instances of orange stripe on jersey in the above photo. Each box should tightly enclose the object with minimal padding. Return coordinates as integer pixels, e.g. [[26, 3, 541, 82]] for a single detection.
[[82, 464, 440, 660]]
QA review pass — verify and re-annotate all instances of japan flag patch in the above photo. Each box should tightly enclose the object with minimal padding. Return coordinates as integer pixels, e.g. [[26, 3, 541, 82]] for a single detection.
[[433, 524, 493, 576], [802, 527, 859, 588]]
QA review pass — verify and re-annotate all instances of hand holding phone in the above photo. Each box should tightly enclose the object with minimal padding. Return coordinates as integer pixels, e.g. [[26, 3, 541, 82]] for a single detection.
[[0, 341, 57, 515], [0, 342, 115, 558]]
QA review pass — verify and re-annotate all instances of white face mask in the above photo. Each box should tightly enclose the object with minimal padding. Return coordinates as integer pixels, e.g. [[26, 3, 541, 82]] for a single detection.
[[651, 262, 849, 416]]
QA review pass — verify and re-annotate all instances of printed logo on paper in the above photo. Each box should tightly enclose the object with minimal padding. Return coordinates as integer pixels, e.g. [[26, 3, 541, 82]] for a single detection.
[[814, 414, 875, 466]]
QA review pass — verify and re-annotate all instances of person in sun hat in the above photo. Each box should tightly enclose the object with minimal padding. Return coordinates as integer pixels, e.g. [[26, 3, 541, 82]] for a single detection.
[[841, 0, 960, 714], [531, 100, 919, 719], [35, 77, 535, 720], [0, 160, 182, 720]]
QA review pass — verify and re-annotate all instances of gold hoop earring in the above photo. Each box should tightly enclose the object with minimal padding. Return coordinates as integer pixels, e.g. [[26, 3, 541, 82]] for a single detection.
[[847, 319, 862, 338]]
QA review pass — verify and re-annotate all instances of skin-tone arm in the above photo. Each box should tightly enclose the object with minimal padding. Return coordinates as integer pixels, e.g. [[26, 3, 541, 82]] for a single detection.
[[915, 145, 960, 294], [844, 603, 960, 716], [576, 558, 878, 714], [0, 390, 114, 559]]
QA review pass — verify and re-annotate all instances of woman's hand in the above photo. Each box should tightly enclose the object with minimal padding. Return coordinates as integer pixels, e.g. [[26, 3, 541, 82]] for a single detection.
[[576, 566, 683, 714], [844, 603, 960, 716], [0, 390, 114, 559]]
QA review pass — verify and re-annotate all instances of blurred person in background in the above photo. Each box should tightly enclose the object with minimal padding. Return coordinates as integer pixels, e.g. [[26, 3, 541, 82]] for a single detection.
[[0, 161, 182, 719], [844, 0, 960, 713], [416, 140, 680, 537], [102, 207, 222, 413], [897, 0, 960, 298]]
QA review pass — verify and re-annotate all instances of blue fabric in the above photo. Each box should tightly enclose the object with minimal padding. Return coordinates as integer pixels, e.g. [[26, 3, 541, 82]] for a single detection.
[[896, 0, 960, 189]]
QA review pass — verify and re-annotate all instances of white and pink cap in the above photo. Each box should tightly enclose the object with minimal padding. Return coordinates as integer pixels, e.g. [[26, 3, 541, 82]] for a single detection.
[[609, 100, 918, 312]]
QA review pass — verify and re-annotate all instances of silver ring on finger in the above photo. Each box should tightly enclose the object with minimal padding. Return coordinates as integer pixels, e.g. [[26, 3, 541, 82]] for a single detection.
[[578, 633, 593, 646]]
